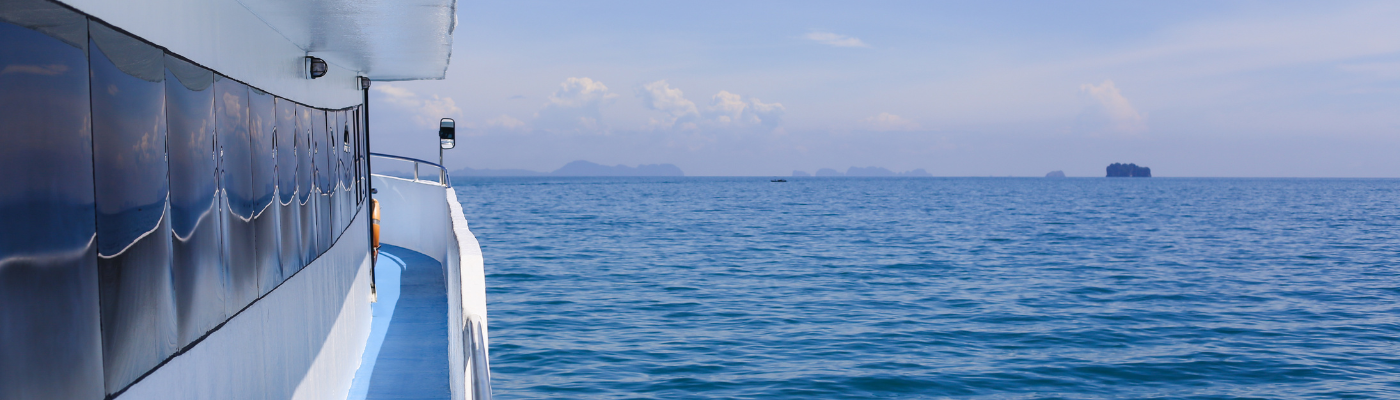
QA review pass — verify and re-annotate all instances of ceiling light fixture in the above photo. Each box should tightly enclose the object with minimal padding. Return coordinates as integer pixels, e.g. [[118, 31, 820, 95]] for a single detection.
[[306, 56, 327, 79]]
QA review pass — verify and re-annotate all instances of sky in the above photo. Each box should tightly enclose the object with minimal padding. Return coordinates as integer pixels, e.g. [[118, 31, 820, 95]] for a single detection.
[[368, 0, 1400, 177]]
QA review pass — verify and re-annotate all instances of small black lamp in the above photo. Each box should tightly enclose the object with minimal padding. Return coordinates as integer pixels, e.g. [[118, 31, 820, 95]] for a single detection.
[[306, 56, 327, 79]]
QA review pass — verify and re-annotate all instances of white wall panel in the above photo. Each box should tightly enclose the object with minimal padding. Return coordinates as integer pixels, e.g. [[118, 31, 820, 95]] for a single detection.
[[372, 176, 452, 262]]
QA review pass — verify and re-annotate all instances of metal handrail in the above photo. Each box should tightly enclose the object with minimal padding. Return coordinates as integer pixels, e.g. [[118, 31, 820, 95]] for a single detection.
[[370, 153, 451, 187], [465, 314, 492, 400]]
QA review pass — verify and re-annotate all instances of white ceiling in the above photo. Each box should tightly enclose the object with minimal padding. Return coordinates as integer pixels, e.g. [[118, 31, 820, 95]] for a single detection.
[[236, 0, 456, 81]]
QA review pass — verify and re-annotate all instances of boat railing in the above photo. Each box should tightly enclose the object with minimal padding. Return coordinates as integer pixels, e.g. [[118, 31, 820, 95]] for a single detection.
[[465, 314, 492, 400], [370, 153, 451, 187]]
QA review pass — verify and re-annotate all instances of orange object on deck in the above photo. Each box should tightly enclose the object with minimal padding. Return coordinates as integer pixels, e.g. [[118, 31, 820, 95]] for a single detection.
[[371, 199, 382, 256]]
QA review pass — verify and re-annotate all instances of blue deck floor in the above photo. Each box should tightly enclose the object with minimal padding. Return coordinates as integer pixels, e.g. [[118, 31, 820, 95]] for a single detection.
[[349, 244, 451, 400]]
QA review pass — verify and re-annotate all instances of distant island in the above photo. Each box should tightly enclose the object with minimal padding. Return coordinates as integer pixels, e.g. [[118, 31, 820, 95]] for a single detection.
[[1045, 170, 1066, 178], [447, 166, 547, 177], [796, 166, 931, 177], [552, 161, 684, 176], [450, 160, 684, 177], [1106, 163, 1151, 177]]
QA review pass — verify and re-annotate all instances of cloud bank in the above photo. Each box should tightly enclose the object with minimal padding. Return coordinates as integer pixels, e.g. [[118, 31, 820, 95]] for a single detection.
[[638, 80, 700, 130], [373, 83, 462, 129], [535, 77, 618, 132], [706, 91, 785, 129], [638, 80, 785, 131]]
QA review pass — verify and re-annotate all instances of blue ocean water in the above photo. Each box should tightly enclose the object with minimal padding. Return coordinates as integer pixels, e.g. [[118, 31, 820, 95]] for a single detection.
[[454, 177, 1400, 399]]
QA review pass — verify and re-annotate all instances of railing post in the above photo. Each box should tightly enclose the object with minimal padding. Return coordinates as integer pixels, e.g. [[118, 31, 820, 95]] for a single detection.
[[413, 162, 420, 181]]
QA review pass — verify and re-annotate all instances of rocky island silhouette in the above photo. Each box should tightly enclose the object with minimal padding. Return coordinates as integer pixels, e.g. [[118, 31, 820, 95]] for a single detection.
[[1106, 163, 1151, 177]]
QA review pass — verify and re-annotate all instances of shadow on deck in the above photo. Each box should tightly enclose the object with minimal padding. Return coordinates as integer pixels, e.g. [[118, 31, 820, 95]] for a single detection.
[[349, 244, 450, 400]]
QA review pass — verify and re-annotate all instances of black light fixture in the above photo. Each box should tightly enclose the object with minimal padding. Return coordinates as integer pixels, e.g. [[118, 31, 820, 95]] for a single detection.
[[359, 76, 371, 90], [306, 56, 327, 79]]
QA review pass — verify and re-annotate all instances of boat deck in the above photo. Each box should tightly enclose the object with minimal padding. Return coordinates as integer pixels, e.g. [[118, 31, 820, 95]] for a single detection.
[[349, 244, 451, 400]]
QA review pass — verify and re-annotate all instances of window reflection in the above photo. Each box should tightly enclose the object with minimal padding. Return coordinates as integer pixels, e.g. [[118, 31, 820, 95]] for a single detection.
[[313, 108, 334, 251], [165, 54, 227, 348], [297, 105, 318, 262], [340, 110, 353, 228], [215, 76, 258, 313], [0, 6, 104, 398], [334, 110, 349, 231], [275, 99, 303, 273], [249, 88, 281, 293], [88, 21, 177, 392], [357, 107, 367, 204], [352, 108, 362, 204]]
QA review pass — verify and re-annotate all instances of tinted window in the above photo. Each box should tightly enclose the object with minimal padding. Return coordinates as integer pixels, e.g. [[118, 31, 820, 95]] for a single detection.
[[296, 104, 318, 261], [249, 89, 276, 214], [341, 110, 352, 188], [297, 105, 314, 204], [352, 107, 361, 203], [165, 54, 227, 348], [88, 21, 177, 392], [353, 107, 363, 204], [0, 6, 104, 398], [275, 98, 303, 272], [215, 76, 258, 312], [275, 99, 297, 203], [312, 108, 333, 252], [249, 88, 281, 293], [336, 110, 350, 230]]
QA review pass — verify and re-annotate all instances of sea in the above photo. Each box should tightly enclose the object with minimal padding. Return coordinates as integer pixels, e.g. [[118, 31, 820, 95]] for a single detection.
[[452, 177, 1400, 399]]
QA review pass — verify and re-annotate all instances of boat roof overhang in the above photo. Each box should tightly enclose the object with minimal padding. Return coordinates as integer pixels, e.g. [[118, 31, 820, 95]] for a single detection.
[[53, 0, 456, 107], [236, 0, 456, 81]]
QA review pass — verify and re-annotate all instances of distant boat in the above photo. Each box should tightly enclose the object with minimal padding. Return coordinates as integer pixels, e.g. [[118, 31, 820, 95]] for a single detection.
[[771, 179, 787, 182]]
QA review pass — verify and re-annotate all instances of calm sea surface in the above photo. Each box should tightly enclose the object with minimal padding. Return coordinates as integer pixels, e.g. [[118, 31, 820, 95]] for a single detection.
[[453, 177, 1400, 399]]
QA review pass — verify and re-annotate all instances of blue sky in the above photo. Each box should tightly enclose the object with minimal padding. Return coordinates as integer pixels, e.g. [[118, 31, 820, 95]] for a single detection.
[[369, 1, 1400, 177]]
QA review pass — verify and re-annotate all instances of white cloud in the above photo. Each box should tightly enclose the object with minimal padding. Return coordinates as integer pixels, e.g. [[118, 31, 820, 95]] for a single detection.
[[635, 81, 785, 131], [487, 114, 526, 130], [1078, 80, 1145, 134], [638, 80, 699, 129], [535, 77, 618, 132], [373, 83, 462, 129], [708, 91, 748, 124], [863, 112, 919, 131], [747, 98, 785, 129], [546, 77, 616, 107], [705, 91, 785, 129], [420, 96, 461, 122], [805, 32, 869, 48], [375, 84, 415, 101]]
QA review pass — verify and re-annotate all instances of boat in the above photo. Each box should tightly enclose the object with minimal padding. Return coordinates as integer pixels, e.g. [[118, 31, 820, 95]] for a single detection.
[[0, 0, 490, 399], [771, 179, 787, 182]]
